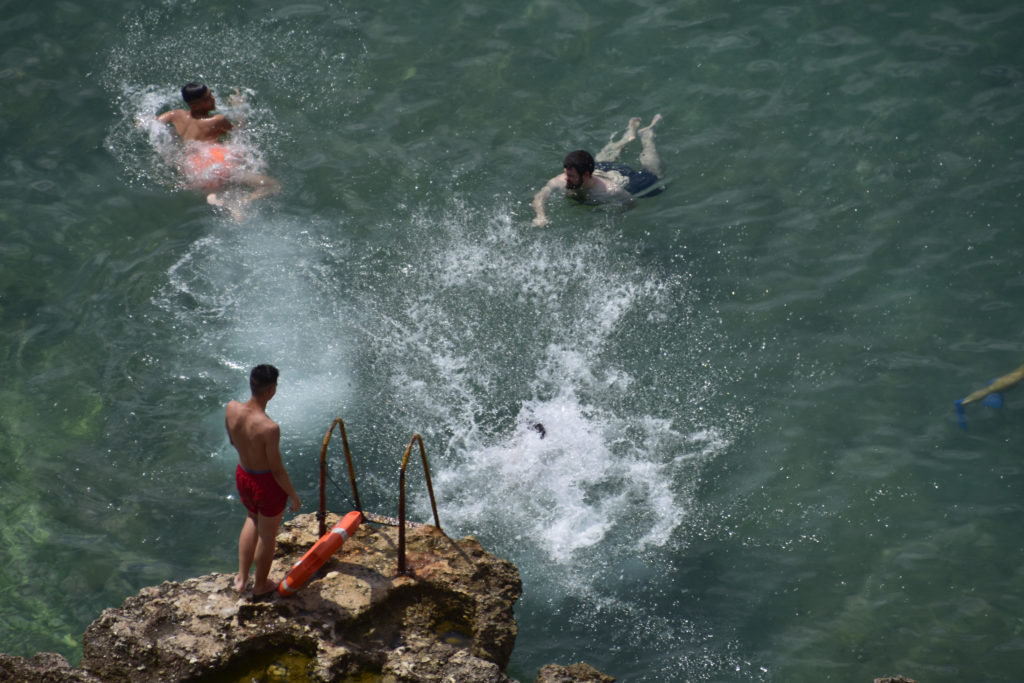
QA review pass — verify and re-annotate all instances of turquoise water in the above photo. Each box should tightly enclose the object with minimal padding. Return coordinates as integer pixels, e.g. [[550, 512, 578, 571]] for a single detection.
[[3, 0, 1024, 680]]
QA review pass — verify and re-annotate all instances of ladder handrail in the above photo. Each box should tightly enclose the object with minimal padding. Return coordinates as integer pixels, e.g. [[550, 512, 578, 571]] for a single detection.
[[398, 433, 442, 574], [315, 420, 443, 575], [317, 418, 362, 537]]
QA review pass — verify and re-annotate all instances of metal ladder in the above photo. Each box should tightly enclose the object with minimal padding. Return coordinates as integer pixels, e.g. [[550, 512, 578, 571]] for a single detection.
[[315, 418, 442, 574]]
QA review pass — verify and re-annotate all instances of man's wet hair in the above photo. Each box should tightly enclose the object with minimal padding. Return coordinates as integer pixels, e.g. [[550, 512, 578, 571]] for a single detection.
[[563, 149, 595, 176], [181, 82, 210, 103], [250, 364, 279, 395]]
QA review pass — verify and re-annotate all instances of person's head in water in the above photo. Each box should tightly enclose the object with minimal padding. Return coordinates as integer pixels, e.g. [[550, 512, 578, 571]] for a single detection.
[[249, 364, 279, 397], [181, 82, 215, 114], [563, 149, 595, 190], [181, 82, 209, 103]]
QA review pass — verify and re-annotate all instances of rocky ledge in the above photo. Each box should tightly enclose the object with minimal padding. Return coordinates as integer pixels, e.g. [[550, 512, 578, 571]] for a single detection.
[[0, 512, 613, 682]]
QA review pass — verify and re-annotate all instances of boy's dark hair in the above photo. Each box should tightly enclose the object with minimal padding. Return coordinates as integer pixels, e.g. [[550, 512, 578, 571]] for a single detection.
[[250, 364, 279, 395], [181, 82, 209, 103]]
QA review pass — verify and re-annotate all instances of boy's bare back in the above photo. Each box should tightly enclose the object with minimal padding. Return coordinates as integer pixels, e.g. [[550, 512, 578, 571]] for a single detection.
[[157, 109, 232, 143], [225, 399, 280, 472]]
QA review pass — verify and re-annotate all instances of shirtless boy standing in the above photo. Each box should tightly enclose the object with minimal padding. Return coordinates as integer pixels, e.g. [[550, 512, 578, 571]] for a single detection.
[[225, 364, 301, 596]]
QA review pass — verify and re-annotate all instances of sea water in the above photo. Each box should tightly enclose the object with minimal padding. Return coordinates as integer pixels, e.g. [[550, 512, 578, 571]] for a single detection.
[[2, 1, 1024, 681]]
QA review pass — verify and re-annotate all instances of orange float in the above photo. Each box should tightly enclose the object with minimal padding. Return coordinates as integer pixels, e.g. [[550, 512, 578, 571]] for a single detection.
[[278, 510, 362, 597]]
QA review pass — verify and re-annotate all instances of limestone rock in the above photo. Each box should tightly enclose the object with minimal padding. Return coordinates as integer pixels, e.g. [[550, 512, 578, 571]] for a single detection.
[[0, 512, 615, 682], [0, 652, 101, 682], [0, 513, 519, 682], [536, 661, 616, 682], [82, 513, 521, 682]]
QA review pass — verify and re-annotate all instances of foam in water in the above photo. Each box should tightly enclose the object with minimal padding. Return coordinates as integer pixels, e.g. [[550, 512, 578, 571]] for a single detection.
[[104, 85, 183, 189], [436, 386, 688, 563], [155, 219, 357, 442], [333, 200, 737, 597], [358, 201, 752, 679], [151, 193, 733, 585]]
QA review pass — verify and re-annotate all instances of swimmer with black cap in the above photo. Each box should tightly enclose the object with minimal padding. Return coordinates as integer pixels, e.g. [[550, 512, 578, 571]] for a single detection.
[[157, 81, 279, 220], [159, 82, 233, 143]]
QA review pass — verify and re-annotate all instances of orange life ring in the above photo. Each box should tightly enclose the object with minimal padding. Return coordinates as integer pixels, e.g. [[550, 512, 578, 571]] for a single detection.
[[278, 510, 362, 597]]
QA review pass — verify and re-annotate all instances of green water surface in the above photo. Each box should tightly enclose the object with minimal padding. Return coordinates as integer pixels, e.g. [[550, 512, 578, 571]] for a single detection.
[[3, 1, 1024, 681]]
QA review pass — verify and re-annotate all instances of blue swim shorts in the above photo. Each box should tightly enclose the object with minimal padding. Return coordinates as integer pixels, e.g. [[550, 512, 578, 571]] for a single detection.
[[595, 162, 664, 197]]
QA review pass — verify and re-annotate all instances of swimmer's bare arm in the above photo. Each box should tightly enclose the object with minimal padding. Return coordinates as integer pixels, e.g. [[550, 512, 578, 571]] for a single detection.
[[532, 174, 565, 227], [156, 109, 186, 130], [224, 401, 244, 452], [189, 114, 233, 142], [263, 423, 302, 513], [207, 114, 234, 137], [156, 109, 233, 142]]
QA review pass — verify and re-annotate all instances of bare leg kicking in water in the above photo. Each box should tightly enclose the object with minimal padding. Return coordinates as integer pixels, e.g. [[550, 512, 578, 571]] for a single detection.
[[596, 117, 642, 163], [636, 114, 663, 178], [595, 114, 664, 196], [596, 115, 662, 175], [207, 172, 281, 222]]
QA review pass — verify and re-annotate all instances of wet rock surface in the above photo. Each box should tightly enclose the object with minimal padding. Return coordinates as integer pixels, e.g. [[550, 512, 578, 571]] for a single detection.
[[1, 513, 544, 682], [0, 652, 102, 682], [83, 513, 519, 682], [535, 662, 616, 682]]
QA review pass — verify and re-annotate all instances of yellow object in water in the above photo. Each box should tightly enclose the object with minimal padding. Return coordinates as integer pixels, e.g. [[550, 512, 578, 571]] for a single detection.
[[960, 364, 1024, 405]]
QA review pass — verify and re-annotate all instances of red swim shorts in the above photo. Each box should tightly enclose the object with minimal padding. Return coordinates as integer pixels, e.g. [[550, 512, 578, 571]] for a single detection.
[[235, 464, 288, 517], [183, 145, 235, 190]]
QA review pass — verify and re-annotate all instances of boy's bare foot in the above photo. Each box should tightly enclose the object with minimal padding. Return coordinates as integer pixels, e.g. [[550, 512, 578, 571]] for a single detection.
[[207, 191, 248, 222], [610, 116, 641, 145], [596, 117, 643, 163], [636, 114, 663, 178], [638, 114, 662, 136]]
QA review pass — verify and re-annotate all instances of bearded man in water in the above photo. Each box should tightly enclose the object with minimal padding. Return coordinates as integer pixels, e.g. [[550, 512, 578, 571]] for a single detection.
[[225, 364, 301, 597], [157, 82, 279, 218], [531, 115, 663, 227]]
